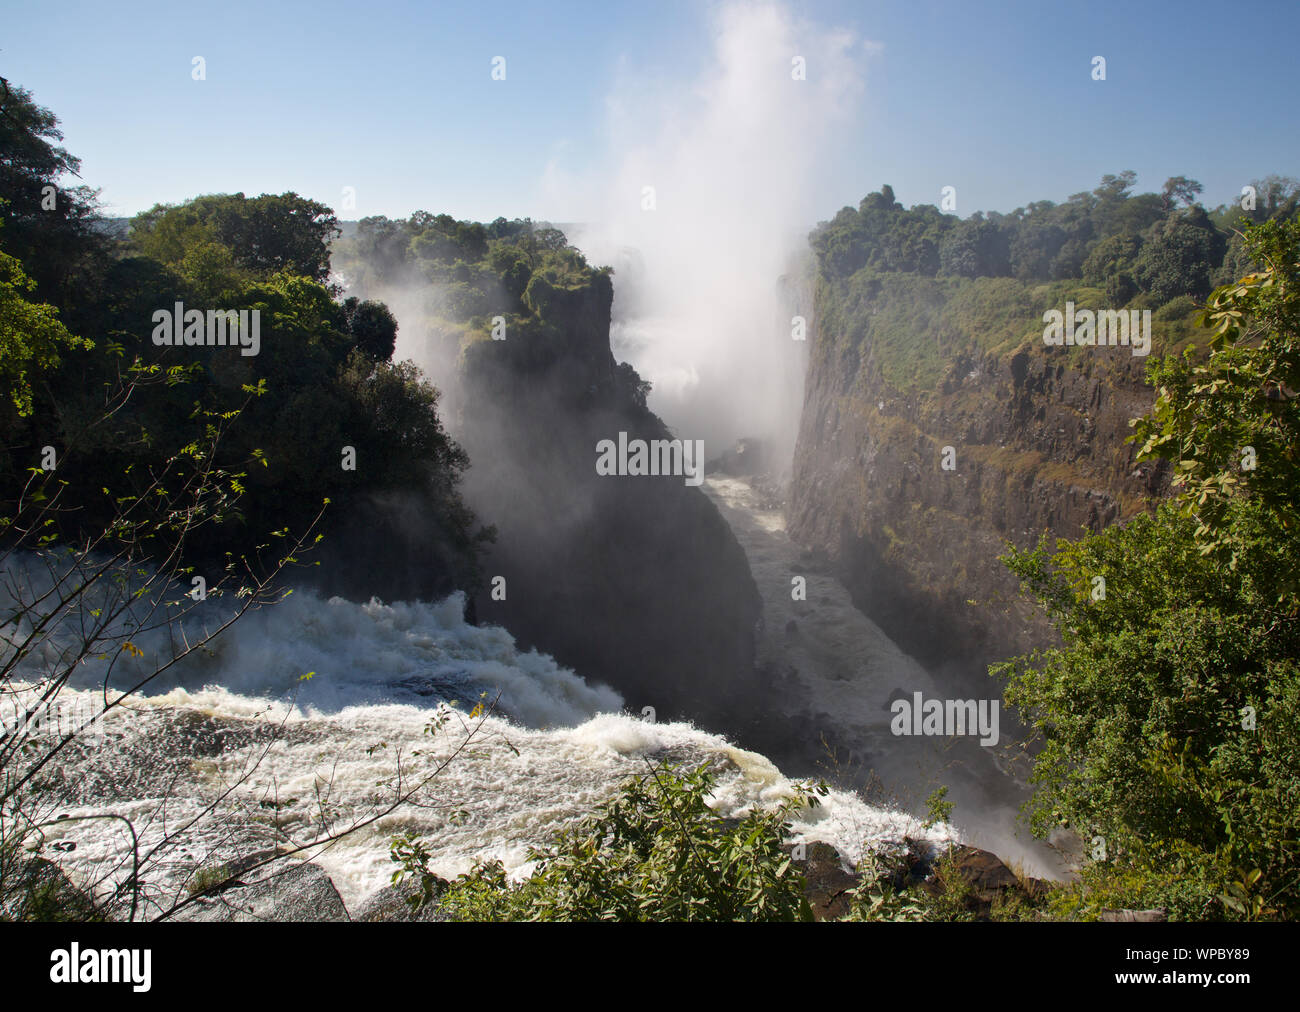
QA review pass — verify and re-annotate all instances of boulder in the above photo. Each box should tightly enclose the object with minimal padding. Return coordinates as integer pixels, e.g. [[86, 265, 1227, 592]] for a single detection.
[[172, 856, 348, 922], [352, 877, 451, 922], [784, 841, 857, 921]]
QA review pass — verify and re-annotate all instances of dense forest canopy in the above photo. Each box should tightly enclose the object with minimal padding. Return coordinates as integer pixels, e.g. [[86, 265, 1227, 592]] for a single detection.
[[0, 78, 487, 596], [806, 174, 1300, 393], [812, 173, 1298, 297]]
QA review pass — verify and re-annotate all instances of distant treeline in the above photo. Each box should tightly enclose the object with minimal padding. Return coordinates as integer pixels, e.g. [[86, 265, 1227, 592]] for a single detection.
[[807, 174, 1300, 392], [813, 173, 1298, 303]]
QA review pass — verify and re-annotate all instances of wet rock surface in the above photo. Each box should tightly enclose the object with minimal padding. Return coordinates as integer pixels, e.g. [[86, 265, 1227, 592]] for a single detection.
[[789, 327, 1171, 678]]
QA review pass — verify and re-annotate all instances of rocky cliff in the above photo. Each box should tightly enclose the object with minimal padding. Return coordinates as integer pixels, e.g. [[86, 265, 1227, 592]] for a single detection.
[[788, 281, 1171, 683], [458, 269, 763, 728]]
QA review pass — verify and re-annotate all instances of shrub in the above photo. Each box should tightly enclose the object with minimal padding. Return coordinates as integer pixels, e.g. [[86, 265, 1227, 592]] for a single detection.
[[398, 761, 826, 921]]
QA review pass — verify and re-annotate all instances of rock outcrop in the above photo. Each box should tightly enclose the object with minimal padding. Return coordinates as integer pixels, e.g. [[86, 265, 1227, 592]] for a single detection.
[[173, 855, 349, 923], [458, 270, 763, 727]]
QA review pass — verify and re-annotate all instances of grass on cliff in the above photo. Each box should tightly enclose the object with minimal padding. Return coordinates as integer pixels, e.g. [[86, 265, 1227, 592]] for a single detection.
[[822, 270, 1206, 396]]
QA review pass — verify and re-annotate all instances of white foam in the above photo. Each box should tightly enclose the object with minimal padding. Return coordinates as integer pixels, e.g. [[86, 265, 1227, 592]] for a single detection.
[[3, 557, 951, 914]]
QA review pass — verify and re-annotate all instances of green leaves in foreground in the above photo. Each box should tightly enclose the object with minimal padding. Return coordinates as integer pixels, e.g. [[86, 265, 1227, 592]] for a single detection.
[[397, 761, 826, 922], [995, 220, 1300, 920]]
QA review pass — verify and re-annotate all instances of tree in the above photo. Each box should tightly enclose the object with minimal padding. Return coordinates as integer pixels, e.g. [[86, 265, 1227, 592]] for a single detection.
[[1009, 212, 1065, 282], [343, 297, 398, 361], [0, 77, 106, 301], [1161, 175, 1204, 211], [1089, 171, 1142, 239], [1232, 176, 1300, 227], [0, 230, 91, 418], [1135, 207, 1227, 303], [1132, 216, 1300, 564], [1081, 233, 1143, 289], [939, 216, 1010, 278], [130, 193, 340, 285], [880, 205, 951, 276], [1093, 170, 1138, 203]]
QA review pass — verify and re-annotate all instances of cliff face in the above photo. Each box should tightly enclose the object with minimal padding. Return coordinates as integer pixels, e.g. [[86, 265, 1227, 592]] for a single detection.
[[788, 288, 1169, 680], [458, 271, 763, 728]]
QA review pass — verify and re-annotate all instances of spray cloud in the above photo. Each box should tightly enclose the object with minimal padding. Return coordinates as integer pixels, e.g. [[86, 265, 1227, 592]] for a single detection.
[[551, 1, 873, 469]]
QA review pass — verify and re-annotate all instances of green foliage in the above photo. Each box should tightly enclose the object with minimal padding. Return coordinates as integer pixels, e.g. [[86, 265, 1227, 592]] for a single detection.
[[939, 215, 1010, 279], [129, 192, 340, 284], [0, 78, 106, 301], [995, 504, 1300, 913], [1082, 233, 1143, 288], [187, 863, 231, 897], [331, 212, 649, 417], [841, 844, 1052, 922], [341, 297, 398, 362], [924, 785, 953, 828], [994, 221, 1300, 920], [1209, 176, 1300, 234], [840, 849, 930, 922], [401, 761, 825, 921], [0, 77, 488, 601], [1134, 207, 1227, 303], [1133, 217, 1300, 566], [0, 237, 91, 417], [807, 173, 1279, 396], [1046, 861, 1226, 922], [818, 269, 1120, 392]]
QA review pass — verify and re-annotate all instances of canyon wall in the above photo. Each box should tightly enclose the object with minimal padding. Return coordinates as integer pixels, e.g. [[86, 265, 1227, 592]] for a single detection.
[[458, 270, 764, 728], [788, 282, 1171, 685]]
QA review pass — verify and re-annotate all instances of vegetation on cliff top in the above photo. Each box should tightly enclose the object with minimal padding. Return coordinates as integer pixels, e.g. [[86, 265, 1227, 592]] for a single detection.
[[331, 211, 650, 410], [812, 176, 1299, 392]]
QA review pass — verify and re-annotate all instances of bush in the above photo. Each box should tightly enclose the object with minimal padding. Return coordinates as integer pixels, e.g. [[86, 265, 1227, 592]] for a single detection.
[[397, 761, 827, 921], [993, 220, 1300, 920]]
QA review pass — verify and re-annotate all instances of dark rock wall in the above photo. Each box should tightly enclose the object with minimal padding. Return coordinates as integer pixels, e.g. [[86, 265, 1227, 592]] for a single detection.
[[788, 293, 1169, 681], [460, 272, 763, 727]]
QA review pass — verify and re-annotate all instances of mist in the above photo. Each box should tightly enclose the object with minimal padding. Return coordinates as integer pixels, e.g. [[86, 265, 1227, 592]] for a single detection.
[[552, 1, 872, 473]]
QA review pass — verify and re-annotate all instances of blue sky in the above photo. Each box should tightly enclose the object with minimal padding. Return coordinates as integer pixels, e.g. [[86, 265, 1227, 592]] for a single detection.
[[3, 0, 1297, 224]]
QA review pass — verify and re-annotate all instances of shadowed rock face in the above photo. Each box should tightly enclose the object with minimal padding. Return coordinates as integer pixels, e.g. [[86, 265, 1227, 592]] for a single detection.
[[294, 267, 761, 728], [458, 273, 763, 729], [789, 312, 1170, 683]]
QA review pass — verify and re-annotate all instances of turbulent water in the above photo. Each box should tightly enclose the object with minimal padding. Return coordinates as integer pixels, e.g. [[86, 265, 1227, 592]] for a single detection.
[[4, 575, 952, 916], [704, 475, 1068, 879]]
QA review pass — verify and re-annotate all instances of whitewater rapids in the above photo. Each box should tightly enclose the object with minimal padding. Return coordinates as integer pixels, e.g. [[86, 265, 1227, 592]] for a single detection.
[[4, 583, 953, 916], [704, 475, 1069, 879]]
